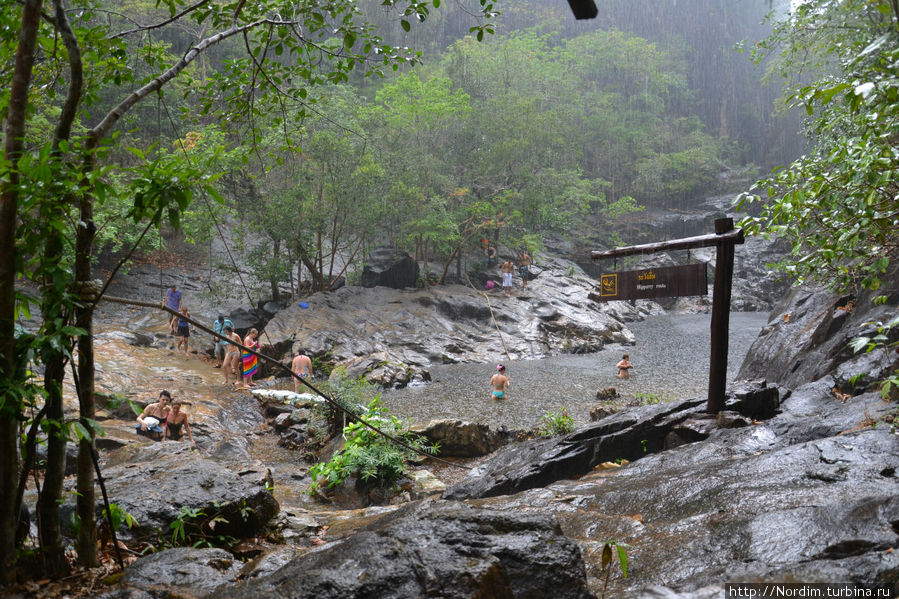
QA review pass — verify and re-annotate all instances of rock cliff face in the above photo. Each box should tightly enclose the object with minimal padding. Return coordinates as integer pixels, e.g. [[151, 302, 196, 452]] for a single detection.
[[263, 255, 654, 387], [739, 264, 899, 392]]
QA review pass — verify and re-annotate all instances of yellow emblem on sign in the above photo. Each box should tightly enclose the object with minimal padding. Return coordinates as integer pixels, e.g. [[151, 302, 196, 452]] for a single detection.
[[600, 273, 618, 297]]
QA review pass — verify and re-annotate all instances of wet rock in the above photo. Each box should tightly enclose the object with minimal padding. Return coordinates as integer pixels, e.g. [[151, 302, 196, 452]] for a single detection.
[[361, 247, 419, 289], [273, 413, 292, 431], [715, 410, 749, 428], [101, 548, 241, 598], [409, 419, 503, 457], [595, 387, 619, 401], [264, 260, 636, 388], [213, 501, 592, 599], [725, 379, 780, 420], [738, 267, 899, 391], [409, 469, 446, 496], [544, 428, 899, 595], [66, 443, 279, 541], [444, 397, 706, 500], [590, 405, 617, 421], [664, 415, 716, 449]]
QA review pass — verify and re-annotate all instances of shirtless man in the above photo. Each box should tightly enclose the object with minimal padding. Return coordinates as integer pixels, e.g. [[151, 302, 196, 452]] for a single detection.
[[291, 349, 312, 394], [616, 354, 633, 379], [490, 364, 510, 400], [518, 250, 532, 289], [500, 259, 515, 297], [136, 391, 171, 440], [221, 326, 243, 385]]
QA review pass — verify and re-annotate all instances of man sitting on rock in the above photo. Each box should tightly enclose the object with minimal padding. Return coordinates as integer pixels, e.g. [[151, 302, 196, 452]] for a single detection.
[[136, 390, 171, 441]]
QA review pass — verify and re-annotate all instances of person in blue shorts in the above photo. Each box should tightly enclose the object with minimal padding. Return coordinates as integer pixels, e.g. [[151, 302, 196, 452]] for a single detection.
[[490, 364, 510, 400]]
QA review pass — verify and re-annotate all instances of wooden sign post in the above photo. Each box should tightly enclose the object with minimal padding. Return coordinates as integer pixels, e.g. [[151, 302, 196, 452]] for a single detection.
[[590, 217, 744, 414]]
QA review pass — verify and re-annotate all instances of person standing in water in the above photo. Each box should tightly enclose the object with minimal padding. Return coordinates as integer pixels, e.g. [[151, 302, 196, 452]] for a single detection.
[[616, 354, 633, 379], [490, 364, 510, 400]]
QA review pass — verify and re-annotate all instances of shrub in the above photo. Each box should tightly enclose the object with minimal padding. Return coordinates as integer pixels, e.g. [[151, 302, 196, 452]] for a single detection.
[[538, 410, 575, 437], [308, 395, 437, 493]]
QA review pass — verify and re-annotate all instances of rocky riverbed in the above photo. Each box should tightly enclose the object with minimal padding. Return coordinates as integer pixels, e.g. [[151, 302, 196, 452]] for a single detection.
[[13, 242, 899, 598]]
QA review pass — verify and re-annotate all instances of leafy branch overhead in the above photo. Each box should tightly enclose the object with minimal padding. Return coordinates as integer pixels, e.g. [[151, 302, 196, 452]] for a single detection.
[[737, 0, 899, 293]]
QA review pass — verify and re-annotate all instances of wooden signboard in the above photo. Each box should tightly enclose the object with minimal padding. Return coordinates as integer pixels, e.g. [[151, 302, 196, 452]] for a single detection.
[[591, 263, 707, 302]]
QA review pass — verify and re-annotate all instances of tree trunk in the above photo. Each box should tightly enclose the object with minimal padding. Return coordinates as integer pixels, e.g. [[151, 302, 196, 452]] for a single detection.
[[270, 239, 281, 303], [37, 352, 67, 576], [74, 149, 98, 567], [0, 0, 44, 581]]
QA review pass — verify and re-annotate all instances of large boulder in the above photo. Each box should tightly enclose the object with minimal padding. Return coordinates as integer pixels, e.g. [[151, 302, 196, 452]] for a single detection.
[[444, 397, 707, 500], [262, 257, 638, 388], [213, 500, 592, 599], [738, 264, 899, 391], [361, 248, 419, 289], [64, 443, 279, 541], [100, 548, 242, 599], [409, 419, 506, 457]]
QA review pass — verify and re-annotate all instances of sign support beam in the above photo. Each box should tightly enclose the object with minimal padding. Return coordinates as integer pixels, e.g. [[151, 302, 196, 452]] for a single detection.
[[590, 217, 744, 414]]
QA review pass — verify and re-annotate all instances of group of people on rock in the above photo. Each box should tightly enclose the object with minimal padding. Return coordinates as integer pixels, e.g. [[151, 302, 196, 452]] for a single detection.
[[135, 390, 195, 444], [498, 250, 533, 298], [213, 317, 260, 390]]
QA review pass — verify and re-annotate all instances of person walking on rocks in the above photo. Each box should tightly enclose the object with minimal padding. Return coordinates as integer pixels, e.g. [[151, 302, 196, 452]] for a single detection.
[[165, 284, 182, 334], [518, 250, 532, 289], [222, 325, 243, 385], [241, 328, 260, 389], [212, 314, 233, 368], [500, 259, 515, 297], [291, 349, 312, 394], [490, 364, 510, 400], [175, 307, 191, 355], [616, 354, 633, 379]]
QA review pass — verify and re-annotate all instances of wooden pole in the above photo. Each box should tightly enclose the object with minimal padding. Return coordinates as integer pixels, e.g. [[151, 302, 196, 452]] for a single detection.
[[707, 217, 736, 414]]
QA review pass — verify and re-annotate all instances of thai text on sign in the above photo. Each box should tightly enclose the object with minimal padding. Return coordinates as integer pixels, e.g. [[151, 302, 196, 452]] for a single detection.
[[592, 263, 708, 301]]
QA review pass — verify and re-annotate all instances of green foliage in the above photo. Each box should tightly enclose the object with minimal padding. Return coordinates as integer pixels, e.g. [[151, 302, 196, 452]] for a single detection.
[[168, 503, 238, 549], [599, 540, 629, 599], [849, 314, 899, 401], [737, 0, 899, 292], [634, 392, 667, 405], [538, 410, 575, 437], [307, 395, 437, 493], [103, 503, 138, 532]]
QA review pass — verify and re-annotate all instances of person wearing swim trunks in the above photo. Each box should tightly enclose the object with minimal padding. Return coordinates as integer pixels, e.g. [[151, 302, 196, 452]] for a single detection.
[[175, 306, 191, 355], [222, 326, 243, 385], [518, 250, 532, 289], [290, 349, 312, 394], [164, 400, 195, 444], [500, 259, 515, 297], [490, 364, 510, 400]]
